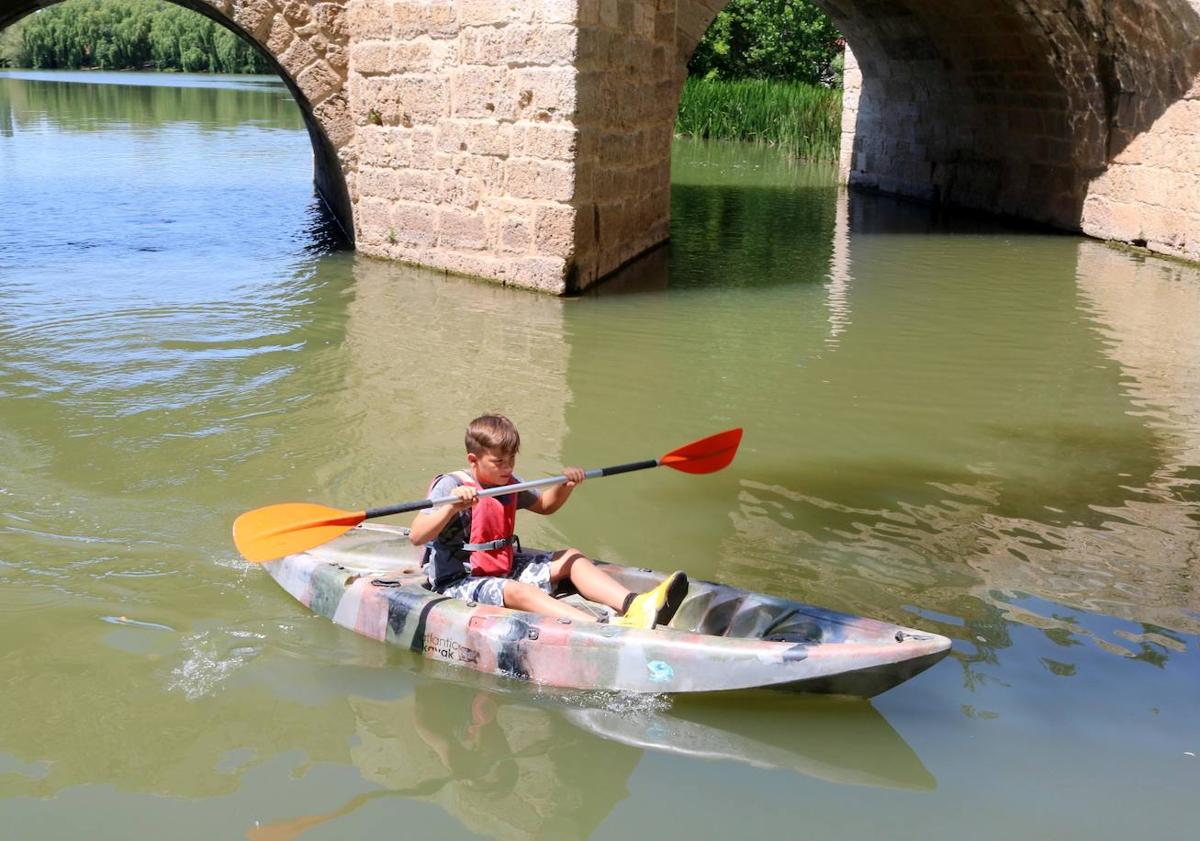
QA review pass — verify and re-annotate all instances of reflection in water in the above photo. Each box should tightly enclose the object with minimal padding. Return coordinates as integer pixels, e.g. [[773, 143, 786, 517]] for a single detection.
[[247, 679, 934, 841], [781, 196, 1191, 647], [0, 71, 304, 132], [314, 257, 571, 510], [0, 82, 12, 137], [249, 681, 638, 841], [824, 187, 853, 346], [565, 691, 934, 790]]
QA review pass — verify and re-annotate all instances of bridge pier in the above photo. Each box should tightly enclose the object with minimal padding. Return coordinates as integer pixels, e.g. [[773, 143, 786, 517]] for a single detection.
[[347, 0, 1200, 293], [5, 0, 1199, 293]]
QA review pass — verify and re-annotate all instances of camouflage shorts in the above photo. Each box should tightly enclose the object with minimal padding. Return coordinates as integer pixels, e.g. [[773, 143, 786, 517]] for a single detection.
[[437, 551, 554, 606]]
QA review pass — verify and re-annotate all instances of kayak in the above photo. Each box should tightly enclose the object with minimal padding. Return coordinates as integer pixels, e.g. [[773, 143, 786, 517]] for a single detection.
[[263, 523, 952, 696]]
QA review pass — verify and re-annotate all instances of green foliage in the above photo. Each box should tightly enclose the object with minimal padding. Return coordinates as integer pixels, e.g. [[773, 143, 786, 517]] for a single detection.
[[0, 18, 32, 68], [689, 0, 843, 86], [675, 76, 841, 161], [4, 0, 270, 73]]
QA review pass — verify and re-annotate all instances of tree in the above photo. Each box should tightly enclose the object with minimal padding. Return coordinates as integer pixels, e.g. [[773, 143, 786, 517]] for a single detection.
[[0, 18, 32, 68], [688, 0, 843, 86], [10, 0, 270, 73]]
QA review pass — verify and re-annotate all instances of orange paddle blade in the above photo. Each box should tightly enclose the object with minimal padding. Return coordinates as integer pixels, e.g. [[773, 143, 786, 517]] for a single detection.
[[660, 427, 743, 474], [232, 502, 366, 563]]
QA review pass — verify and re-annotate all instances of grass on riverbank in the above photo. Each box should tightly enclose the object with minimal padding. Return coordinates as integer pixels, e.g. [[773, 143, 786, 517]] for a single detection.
[[675, 77, 842, 162]]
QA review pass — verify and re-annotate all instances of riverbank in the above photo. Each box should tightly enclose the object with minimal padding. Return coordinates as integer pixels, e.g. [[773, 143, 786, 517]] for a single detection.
[[675, 76, 842, 162]]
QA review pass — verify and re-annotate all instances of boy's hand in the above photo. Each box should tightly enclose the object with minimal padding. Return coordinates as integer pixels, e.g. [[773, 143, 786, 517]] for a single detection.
[[563, 466, 585, 489], [449, 484, 478, 511]]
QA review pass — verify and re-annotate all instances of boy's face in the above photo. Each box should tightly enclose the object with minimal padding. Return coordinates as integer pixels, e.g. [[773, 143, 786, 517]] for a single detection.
[[468, 448, 516, 486]]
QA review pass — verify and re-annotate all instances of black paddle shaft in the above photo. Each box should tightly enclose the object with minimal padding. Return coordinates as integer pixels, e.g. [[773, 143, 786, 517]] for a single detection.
[[362, 459, 661, 520]]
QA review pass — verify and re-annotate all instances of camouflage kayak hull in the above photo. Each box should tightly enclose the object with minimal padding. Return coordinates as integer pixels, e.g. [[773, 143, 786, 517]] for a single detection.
[[263, 524, 951, 696]]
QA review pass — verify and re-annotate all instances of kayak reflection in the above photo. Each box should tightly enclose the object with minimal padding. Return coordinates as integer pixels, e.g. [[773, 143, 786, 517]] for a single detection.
[[565, 690, 936, 791], [247, 678, 933, 840]]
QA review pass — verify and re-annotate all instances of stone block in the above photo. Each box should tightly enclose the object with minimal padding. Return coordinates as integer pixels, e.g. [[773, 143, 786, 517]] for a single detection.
[[458, 24, 575, 66], [512, 256, 568, 293], [410, 128, 439, 164], [298, 60, 343, 104], [506, 158, 576, 201], [357, 165, 398, 197], [536, 0, 578, 25], [499, 214, 534, 253], [507, 25, 577, 66], [533, 203, 577, 254], [578, 0, 601, 26], [326, 44, 349, 74], [456, 26, 505, 65], [435, 251, 510, 284], [437, 119, 511, 155], [438, 209, 490, 249], [393, 202, 439, 247], [266, 17, 295, 55], [514, 123, 578, 159], [281, 34, 321, 73], [599, 0, 619, 27], [394, 0, 459, 40], [347, 1, 392, 38], [574, 71, 606, 117], [393, 169, 441, 203], [437, 171, 474, 207], [394, 38, 445, 73], [350, 41, 392, 74], [233, 0, 275, 39], [281, 1, 311, 27], [458, 0, 520, 26], [314, 91, 353, 146], [313, 3, 349, 39], [453, 152, 506, 186], [510, 67, 578, 119], [452, 66, 509, 119], [355, 196, 394, 243], [361, 75, 450, 126], [306, 31, 331, 59], [438, 156, 503, 207], [358, 125, 414, 168]]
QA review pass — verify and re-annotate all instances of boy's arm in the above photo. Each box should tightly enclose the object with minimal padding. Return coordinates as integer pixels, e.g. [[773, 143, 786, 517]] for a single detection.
[[410, 485, 476, 545], [526, 467, 585, 515]]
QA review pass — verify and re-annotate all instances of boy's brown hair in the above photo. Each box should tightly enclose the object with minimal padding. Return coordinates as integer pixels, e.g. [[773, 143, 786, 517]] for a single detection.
[[465, 414, 520, 456]]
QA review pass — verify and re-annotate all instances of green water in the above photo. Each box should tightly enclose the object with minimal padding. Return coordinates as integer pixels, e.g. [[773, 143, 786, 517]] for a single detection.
[[1, 71, 1197, 840]]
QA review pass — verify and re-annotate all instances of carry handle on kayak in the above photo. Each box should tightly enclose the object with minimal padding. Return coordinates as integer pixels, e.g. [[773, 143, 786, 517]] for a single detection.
[[233, 429, 743, 563]]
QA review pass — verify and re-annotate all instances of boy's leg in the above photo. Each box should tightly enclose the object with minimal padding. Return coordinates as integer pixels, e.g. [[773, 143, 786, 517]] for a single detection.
[[549, 549, 632, 613], [550, 548, 690, 628], [502, 580, 597, 622]]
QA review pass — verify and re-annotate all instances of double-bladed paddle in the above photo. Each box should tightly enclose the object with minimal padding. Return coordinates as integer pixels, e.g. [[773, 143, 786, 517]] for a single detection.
[[232, 427, 743, 563]]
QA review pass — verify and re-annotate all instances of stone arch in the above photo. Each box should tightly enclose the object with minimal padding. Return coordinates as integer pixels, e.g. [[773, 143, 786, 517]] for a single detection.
[[668, 0, 1200, 261], [1, 0, 355, 241]]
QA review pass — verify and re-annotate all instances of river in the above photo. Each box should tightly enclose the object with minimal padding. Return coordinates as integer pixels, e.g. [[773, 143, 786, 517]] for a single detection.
[[0, 70, 1196, 840]]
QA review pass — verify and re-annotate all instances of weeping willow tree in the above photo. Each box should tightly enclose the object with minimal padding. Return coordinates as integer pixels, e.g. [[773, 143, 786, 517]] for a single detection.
[[2, 0, 270, 73]]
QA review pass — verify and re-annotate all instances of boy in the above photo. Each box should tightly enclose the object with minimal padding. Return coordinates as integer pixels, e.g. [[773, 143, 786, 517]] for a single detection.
[[409, 414, 687, 628]]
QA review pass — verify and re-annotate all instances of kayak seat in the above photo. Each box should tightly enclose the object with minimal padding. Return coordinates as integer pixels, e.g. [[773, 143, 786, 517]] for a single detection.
[[692, 593, 746, 636], [761, 613, 824, 644], [726, 602, 794, 639]]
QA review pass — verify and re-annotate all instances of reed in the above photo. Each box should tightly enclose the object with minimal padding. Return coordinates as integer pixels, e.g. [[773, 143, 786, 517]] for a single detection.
[[675, 77, 842, 162]]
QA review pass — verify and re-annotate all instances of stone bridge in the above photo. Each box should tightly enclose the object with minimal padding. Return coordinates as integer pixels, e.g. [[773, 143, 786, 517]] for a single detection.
[[5, 0, 1199, 294]]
